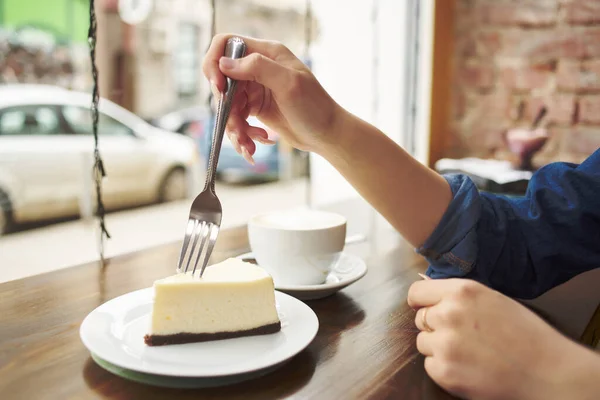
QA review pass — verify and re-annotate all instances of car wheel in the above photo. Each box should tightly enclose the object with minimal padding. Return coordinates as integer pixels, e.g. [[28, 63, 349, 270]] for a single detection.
[[158, 167, 188, 203], [0, 189, 13, 236]]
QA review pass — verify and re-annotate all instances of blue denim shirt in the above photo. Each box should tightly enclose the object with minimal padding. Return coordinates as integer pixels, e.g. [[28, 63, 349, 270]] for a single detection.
[[418, 149, 600, 299]]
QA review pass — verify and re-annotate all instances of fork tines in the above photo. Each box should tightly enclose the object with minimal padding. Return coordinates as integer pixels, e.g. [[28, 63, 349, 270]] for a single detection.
[[177, 219, 220, 276]]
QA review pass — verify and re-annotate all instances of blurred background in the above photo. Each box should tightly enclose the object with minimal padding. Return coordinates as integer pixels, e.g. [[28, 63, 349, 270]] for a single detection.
[[1, 0, 600, 282], [0, 0, 317, 279]]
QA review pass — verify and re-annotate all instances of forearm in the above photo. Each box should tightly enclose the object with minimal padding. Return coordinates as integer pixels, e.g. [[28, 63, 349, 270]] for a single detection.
[[316, 109, 452, 248]]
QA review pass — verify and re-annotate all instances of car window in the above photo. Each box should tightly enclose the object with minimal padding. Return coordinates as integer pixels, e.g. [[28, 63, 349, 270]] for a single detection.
[[62, 106, 134, 137], [0, 105, 60, 136]]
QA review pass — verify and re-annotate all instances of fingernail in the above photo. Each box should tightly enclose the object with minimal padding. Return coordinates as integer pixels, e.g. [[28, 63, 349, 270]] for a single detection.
[[418, 273, 430, 280], [241, 147, 255, 165], [220, 57, 235, 69], [230, 132, 242, 154], [254, 137, 276, 146]]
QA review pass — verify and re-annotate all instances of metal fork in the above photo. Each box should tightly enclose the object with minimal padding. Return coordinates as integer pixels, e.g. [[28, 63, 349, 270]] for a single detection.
[[177, 37, 247, 277]]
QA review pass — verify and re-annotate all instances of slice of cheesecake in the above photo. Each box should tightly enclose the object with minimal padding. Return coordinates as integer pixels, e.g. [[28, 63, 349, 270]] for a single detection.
[[144, 258, 281, 346]]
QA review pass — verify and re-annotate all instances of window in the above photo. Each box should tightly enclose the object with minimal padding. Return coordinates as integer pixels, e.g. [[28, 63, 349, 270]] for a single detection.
[[0, 105, 60, 136], [62, 106, 134, 137], [1, 1, 340, 281], [174, 23, 199, 98]]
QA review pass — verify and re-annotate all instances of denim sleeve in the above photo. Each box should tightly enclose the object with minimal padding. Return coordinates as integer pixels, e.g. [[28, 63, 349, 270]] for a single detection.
[[418, 150, 600, 299], [416, 174, 481, 278]]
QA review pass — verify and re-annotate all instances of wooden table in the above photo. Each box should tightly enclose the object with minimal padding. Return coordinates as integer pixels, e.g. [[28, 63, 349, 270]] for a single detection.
[[0, 200, 455, 399]]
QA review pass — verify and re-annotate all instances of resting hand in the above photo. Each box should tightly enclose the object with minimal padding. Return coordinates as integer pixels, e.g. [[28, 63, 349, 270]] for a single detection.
[[408, 278, 600, 400]]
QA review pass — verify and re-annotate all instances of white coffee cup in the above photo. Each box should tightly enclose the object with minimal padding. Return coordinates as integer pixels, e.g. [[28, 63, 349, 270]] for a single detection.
[[248, 209, 347, 286]]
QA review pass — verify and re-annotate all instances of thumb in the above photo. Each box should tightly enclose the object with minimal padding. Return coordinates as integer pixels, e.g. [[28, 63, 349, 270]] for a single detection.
[[219, 53, 292, 91]]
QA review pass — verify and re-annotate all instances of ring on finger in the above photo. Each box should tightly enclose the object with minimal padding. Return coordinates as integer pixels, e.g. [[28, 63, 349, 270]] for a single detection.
[[422, 307, 434, 332]]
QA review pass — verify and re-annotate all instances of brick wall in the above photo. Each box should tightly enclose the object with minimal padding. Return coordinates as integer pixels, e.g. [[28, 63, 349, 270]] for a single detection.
[[449, 0, 600, 166]]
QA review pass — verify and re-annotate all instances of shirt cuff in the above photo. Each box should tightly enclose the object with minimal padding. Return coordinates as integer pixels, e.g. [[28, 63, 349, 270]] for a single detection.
[[416, 174, 482, 279]]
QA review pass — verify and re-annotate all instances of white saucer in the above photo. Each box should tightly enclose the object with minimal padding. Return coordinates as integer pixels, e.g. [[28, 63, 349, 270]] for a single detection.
[[80, 288, 318, 382], [237, 252, 368, 300]]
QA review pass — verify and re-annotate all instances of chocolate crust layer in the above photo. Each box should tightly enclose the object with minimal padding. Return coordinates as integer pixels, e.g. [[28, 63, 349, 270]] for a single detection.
[[144, 321, 281, 346]]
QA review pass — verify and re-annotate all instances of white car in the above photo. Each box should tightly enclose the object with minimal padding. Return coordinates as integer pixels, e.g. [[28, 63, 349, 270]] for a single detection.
[[0, 85, 205, 235]]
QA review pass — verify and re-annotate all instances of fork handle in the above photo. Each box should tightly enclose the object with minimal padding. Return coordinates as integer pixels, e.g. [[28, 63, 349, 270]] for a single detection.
[[204, 37, 247, 192]]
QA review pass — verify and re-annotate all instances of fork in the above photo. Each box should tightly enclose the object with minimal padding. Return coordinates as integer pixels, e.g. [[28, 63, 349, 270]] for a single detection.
[[177, 37, 247, 277]]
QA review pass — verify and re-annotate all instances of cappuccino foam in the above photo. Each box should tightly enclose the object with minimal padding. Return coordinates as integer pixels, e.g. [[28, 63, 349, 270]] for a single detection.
[[252, 210, 345, 231]]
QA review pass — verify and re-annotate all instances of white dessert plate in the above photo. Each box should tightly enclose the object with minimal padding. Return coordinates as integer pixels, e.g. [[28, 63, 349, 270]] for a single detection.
[[89, 352, 288, 388], [80, 289, 318, 379], [237, 252, 368, 301]]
